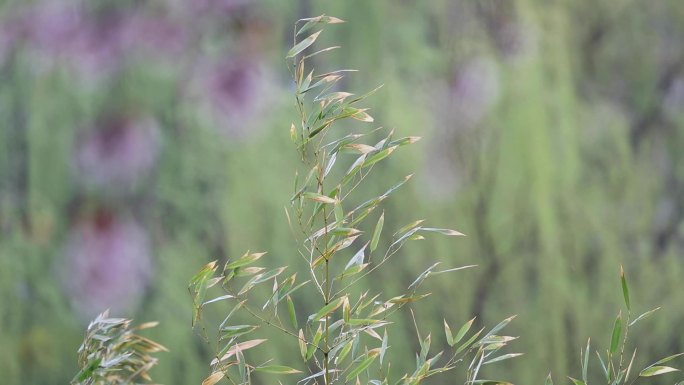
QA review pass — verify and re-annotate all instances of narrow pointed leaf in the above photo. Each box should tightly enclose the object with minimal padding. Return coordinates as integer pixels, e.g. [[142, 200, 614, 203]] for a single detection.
[[287, 31, 322, 58], [255, 365, 302, 374], [610, 312, 622, 355], [639, 366, 680, 377], [620, 265, 630, 310], [629, 307, 661, 326]]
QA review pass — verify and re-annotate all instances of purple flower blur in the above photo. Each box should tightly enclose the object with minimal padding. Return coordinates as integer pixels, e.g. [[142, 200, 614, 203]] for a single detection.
[[61, 209, 152, 320], [72, 115, 161, 191], [189, 57, 276, 140]]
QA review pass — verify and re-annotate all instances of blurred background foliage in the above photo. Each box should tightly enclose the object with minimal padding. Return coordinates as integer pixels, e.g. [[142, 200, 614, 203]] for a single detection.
[[1, 0, 683, 384]]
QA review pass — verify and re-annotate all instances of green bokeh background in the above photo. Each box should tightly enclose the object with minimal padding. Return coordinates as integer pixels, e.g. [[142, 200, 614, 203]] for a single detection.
[[1, 1, 684, 384]]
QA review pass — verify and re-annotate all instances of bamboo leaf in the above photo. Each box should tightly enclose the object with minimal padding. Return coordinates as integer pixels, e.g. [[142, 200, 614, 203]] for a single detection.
[[370, 212, 384, 252], [308, 297, 344, 322], [287, 31, 322, 58], [254, 365, 302, 374], [298, 329, 306, 361], [620, 265, 630, 310], [345, 352, 378, 381], [287, 296, 298, 329], [653, 352, 684, 365], [609, 312, 622, 355], [483, 353, 524, 365], [453, 317, 476, 346], [629, 307, 661, 326], [639, 366, 680, 377], [225, 252, 266, 269]]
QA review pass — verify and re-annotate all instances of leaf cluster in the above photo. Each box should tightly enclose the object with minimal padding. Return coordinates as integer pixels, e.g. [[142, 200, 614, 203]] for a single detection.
[[71, 310, 167, 385]]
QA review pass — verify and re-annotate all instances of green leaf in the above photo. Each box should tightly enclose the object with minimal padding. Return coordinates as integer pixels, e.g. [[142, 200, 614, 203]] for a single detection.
[[567, 377, 585, 385], [380, 330, 389, 365], [345, 352, 378, 381], [225, 252, 266, 269], [219, 325, 257, 341], [363, 146, 397, 168], [287, 296, 298, 329], [370, 211, 384, 252], [629, 307, 661, 326], [609, 312, 622, 355], [653, 352, 684, 365], [484, 316, 517, 339], [444, 320, 454, 346], [483, 353, 524, 365], [455, 327, 484, 355], [337, 340, 353, 363], [307, 326, 323, 360], [287, 30, 322, 58], [639, 366, 680, 377], [453, 317, 476, 346], [254, 365, 302, 374], [620, 265, 630, 310]]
